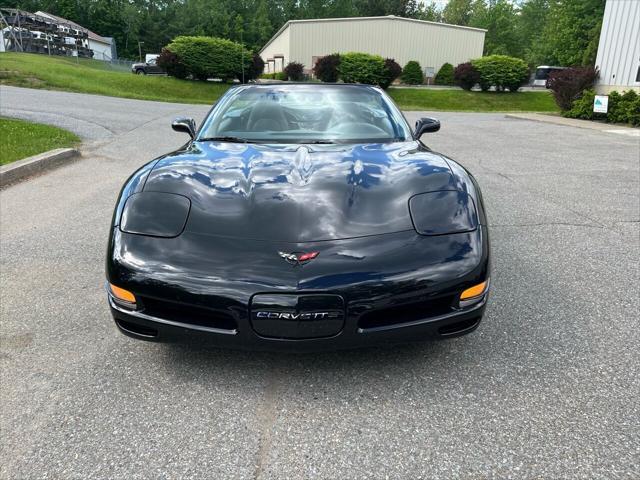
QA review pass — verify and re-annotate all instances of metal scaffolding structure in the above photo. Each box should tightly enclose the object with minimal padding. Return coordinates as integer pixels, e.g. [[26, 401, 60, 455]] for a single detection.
[[0, 8, 94, 58]]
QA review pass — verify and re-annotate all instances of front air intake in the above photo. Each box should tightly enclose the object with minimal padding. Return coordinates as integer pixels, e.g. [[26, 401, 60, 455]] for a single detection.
[[138, 296, 238, 332], [357, 295, 455, 330], [437, 317, 481, 337], [116, 319, 158, 338]]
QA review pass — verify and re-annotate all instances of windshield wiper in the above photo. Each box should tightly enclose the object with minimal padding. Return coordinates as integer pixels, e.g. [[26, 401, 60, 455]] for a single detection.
[[303, 140, 336, 144], [198, 136, 258, 143]]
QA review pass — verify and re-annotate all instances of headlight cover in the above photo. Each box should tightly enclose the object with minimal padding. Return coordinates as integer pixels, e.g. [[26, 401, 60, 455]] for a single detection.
[[409, 190, 478, 235], [120, 192, 191, 238]]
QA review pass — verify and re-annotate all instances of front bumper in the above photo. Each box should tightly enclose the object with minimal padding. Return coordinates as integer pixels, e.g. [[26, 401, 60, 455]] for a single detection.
[[107, 226, 490, 350], [108, 292, 488, 351]]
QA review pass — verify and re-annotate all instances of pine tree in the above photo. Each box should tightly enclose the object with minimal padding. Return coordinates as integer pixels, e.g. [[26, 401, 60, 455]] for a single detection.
[[252, 0, 273, 47]]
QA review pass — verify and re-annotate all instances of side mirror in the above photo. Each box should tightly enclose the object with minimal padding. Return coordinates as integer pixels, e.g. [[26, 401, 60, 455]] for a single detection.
[[172, 117, 196, 139], [414, 117, 441, 138]]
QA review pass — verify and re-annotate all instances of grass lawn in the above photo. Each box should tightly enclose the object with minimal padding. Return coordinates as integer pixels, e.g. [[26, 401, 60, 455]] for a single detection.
[[0, 52, 228, 104], [0, 117, 80, 165], [0, 52, 558, 112], [388, 88, 558, 112]]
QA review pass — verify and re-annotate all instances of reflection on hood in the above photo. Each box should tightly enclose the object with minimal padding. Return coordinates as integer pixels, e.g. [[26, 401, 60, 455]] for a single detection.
[[144, 141, 455, 242]]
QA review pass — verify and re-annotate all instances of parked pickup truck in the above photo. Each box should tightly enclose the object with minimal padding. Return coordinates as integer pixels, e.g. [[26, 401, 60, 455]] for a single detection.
[[131, 58, 165, 75]]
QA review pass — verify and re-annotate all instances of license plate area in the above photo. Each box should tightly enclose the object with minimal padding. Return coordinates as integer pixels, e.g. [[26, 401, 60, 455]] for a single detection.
[[250, 294, 345, 339]]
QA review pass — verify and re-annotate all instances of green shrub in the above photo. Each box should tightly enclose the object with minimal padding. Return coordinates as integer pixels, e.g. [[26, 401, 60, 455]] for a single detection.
[[260, 72, 288, 81], [313, 54, 340, 83], [401, 61, 423, 85], [164, 36, 251, 82], [626, 92, 640, 126], [471, 55, 528, 92], [608, 90, 639, 125], [434, 63, 454, 85], [338, 52, 386, 86], [564, 89, 600, 120], [605, 91, 625, 123], [564, 89, 640, 126]]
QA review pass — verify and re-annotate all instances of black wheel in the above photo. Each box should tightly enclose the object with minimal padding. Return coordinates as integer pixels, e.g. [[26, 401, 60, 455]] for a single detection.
[[136, 70, 146, 75]]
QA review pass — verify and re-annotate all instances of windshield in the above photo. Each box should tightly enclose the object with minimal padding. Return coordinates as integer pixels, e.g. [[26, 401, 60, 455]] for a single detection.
[[198, 85, 412, 144]]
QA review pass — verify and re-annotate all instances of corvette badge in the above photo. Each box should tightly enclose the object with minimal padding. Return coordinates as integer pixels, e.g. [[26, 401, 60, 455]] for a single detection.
[[278, 251, 319, 266]]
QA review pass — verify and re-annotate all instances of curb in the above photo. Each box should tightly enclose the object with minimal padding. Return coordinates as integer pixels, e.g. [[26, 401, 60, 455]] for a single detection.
[[505, 113, 640, 137], [0, 148, 81, 187]]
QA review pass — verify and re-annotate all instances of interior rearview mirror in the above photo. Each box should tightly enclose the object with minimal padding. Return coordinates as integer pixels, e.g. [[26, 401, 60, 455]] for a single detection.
[[172, 117, 196, 139], [414, 117, 441, 138]]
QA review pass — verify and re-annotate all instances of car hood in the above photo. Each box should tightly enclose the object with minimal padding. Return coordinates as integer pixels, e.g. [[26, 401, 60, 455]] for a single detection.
[[143, 141, 456, 242]]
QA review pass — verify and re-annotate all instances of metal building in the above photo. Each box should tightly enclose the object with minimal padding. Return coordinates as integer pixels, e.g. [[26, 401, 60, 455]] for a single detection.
[[36, 11, 114, 61], [260, 15, 486, 78], [0, 8, 113, 60], [595, 0, 640, 93]]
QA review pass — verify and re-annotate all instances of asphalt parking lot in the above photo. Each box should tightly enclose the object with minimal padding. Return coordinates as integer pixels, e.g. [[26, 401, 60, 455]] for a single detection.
[[1, 85, 639, 479]]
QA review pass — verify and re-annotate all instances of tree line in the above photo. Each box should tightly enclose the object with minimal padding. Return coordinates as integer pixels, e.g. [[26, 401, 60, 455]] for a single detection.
[[1, 0, 605, 67]]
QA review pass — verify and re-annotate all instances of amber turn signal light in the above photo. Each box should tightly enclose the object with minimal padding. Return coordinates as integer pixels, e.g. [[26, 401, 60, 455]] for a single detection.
[[109, 283, 136, 304], [460, 280, 488, 300]]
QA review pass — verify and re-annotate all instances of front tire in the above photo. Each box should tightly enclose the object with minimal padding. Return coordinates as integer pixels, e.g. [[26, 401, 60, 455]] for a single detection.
[[136, 69, 146, 75]]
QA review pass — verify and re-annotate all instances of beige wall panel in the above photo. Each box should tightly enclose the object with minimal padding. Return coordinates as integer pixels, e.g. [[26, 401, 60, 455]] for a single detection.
[[285, 17, 485, 74], [261, 24, 290, 72], [595, 0, 640, 93]]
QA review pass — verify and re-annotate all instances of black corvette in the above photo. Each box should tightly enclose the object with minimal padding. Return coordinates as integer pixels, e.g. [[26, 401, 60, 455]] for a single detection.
[[106, 83, 490, 350]]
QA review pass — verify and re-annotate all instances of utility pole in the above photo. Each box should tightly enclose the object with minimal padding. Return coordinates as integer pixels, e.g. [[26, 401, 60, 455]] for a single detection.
[[240, 30, 245, 84], [138, 41, 144, 62]]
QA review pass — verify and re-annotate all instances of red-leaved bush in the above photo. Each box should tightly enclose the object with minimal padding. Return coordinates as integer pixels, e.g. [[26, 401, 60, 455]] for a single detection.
[[284, 62, 305, 81], [244, 54, 265, 82], [313, 54, 340, 83], [157, 47, 188, 79], [380, 58, 402, 89], [453, 62, 480, 90], [547, 67, 599, 110]]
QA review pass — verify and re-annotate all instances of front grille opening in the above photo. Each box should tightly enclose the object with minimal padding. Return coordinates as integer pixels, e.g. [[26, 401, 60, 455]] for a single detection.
[[438, 317, 480, 336], [358, 295, 455, 330], [116, 319, 158, 338], [139, 297, 237, 331]]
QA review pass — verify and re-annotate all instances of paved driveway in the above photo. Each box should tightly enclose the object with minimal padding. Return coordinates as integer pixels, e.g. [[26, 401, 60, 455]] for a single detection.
[[1, 86, 639, 479]]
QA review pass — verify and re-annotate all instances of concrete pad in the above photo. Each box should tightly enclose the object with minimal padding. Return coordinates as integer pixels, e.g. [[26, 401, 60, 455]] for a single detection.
[[1, 88, 638, 479]]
